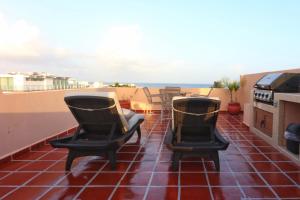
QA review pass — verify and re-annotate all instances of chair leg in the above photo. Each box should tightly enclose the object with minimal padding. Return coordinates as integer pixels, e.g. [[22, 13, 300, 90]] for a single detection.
[[136, 125, 141, 138], [65, 150, 76, 171], [108, 150, 117, 170], [172, 152, 181, 171], [212, 151, 220, 171]]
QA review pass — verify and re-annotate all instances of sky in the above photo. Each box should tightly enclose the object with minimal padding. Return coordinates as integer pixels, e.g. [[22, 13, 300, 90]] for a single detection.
[[0, 0, 299, 83]]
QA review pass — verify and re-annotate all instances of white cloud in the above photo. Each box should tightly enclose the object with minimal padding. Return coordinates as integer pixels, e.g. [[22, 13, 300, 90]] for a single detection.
[[0, 14, 185, 82], [96, 25, 145, 70], [98, 25, 142, 59], [95, 24, 182, 78], [0, 12, 77, 61], [0, 12, 81, 76], [0, 13, 43, 58]]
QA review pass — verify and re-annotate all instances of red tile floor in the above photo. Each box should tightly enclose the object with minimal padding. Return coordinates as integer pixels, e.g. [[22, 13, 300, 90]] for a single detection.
[[0, 114, 300, 200]]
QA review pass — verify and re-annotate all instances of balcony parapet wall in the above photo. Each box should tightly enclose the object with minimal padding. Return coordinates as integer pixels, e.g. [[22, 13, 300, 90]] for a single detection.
[[0, 87, 231, 159]]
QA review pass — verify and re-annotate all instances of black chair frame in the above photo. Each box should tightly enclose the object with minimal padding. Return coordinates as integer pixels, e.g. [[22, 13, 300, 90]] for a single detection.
[[51, 122, 142, 170], [165, 97, 229, 171], [50, 93, 144, 171]]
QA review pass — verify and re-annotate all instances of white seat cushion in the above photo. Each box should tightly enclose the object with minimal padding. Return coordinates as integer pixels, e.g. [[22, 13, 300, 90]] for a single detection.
[[122, 108, 135, 121], [128, 114, 145, 130]]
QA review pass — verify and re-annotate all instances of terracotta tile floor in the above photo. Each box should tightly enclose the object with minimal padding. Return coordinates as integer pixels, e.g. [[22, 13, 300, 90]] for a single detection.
[[0, 114, 300, 200]]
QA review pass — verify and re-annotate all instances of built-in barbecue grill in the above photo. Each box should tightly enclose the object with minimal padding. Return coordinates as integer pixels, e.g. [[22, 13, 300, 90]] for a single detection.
[[254, 73, 300, 104]]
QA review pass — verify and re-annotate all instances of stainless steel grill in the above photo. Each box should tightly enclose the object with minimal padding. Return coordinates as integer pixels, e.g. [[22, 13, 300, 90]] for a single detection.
[[254, 73, 300, 104]]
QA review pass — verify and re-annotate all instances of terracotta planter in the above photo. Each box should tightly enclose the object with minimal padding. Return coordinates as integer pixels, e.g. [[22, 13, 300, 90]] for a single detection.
[[228, 102, 241, 115], [119, 100, 131, 109]]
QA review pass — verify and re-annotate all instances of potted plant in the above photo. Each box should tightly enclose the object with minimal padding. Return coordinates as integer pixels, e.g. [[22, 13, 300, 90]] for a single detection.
[[223, 79, 241, 115], [109, 82, 137, 109], [212, 81, 224, 88], [119, 98, 131, 109]]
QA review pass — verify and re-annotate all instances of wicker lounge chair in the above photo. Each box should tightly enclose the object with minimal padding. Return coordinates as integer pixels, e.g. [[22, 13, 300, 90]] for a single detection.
[[50, 92, 144, 170], [165, 96, 229, 171]]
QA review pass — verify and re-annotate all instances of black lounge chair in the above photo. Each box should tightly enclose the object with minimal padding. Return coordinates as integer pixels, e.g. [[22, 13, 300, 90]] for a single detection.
[[50, 92, 144, 170], [165, 96, 229, 171]]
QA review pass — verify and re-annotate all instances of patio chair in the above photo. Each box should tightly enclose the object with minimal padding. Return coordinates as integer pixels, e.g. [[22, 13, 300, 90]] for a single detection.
[[165, 86, 188, 96], [165, 86, 181, 92], [159, 87, 185, 120], [143, 87, 162, 114], [165, 96, 229, 171], [50, 92, 144, 170]]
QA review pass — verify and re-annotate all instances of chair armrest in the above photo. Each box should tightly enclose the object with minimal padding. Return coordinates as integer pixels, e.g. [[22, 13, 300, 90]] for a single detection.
[[150, 94, 162, 97], [128, 114, 145, 130], [214, 128, 229, 145], [71, 125, 82, 141]]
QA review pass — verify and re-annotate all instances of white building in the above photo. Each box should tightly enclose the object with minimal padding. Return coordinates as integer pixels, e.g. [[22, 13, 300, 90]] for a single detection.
[[78, 81, 89, 88], [91, 81, 104, 88], [0, 73, 27, 91], [24, 73, 56, 91], [0, 72, 82, 91]]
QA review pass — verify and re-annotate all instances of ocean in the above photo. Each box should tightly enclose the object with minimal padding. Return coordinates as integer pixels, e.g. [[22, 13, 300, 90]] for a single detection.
[[105, 82, 212, 88], [135, 83, 212, 88]]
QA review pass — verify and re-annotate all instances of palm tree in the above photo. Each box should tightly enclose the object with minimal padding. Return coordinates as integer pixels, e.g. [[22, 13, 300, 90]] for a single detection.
[[227, 81, 240, 102]]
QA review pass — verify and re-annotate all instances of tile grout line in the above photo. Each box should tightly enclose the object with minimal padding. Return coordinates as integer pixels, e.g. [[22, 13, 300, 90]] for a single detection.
[[222, 115, 281, 199], [177, 159, 181, 200], [104, 116, 161, 200], [35, 173, 68, 199], [142, 119, 170, 200], [1, 113, 298, 199], [202, 158, 214, 200], [0, 147, 65, 199], [0, 150, 59, 181], [229, 115, 300, 186], [103, 146, 143, 200], [223, 116, 279, 188], [224, 156, 247, 198], [2, 119, 180, 180], [34, 169, 75, 199], [0, 184, 296, 188], [36, 158, 109, 199], [67, 160, 109, 200], [218, 124, 247, 199]]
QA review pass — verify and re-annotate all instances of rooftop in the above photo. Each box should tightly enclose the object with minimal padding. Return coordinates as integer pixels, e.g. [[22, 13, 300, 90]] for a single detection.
[[0, 113, 299, 200]]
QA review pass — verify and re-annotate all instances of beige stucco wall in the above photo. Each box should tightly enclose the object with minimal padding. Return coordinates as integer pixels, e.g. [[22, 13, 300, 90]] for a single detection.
[[0, 87, 230, 159], [0, 88, 101, 159], [117, 87, 232, 111]]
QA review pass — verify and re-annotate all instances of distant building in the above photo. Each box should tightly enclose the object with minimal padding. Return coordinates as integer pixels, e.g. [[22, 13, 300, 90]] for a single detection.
[[0, 72, 89, 92], [91, 81, 104, 88], [0, 73, 27, 91], [78, 81, 89, 88], [25, 74, 52, 90], [67, 78, 78, 89]]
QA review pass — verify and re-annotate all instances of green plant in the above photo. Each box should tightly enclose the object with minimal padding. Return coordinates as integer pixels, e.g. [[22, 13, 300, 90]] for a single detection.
[[212, 81, 224, 88], [222, 79, 240, 102], [109, 82, 120, 87], [109, 82, 136, 88]]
